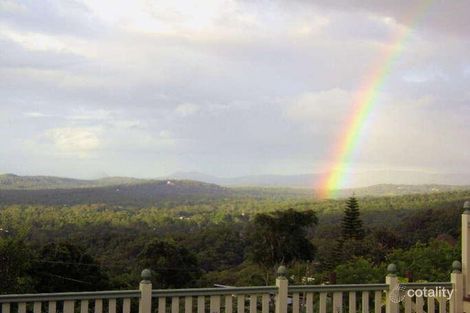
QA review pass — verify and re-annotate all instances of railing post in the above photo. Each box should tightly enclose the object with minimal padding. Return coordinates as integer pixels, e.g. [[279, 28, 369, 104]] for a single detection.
[[385, 264, 399, 313], [462, 201, 470, 296], [275, 266, 288, 313], [139, 269, 152, 313], [451, 261, 464, 313]]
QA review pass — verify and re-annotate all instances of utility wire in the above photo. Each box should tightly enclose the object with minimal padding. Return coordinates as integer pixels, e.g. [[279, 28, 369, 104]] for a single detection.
[[33, 260, 202, 272]]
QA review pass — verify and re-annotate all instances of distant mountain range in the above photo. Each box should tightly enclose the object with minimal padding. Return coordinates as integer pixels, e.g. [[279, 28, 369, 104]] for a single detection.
[[0, 173, 470, 206], [169, 170, 470, 188], [0, 173, 147, 190], [0, 174, 231, 206], [169, 171, 320, 188]]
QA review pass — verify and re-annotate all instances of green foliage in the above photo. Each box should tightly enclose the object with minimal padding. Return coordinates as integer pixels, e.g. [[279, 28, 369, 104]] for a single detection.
[[341, 196, 364, 240], [247, 209, 318, 267], [203, 262, 270, 286], [31, 241, 109, 292], [138, 239, 201, 288], [287, 261, 317, 284], [0, 235, 34, 294], [335, 257, 386, 284], [0, 187, 468, 291], [387, 239, 460, 282], [182, 223, 246, 271], [402, 208, 461, 245]]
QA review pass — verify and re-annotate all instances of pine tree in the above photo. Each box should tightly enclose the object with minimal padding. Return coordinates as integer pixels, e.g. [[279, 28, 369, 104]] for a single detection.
[[341, 196, 364, 240]]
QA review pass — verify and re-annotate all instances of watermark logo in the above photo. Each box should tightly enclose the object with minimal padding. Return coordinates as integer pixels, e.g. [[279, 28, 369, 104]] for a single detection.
[[390, 285, 453, 304], [390, 284, 407, 303]]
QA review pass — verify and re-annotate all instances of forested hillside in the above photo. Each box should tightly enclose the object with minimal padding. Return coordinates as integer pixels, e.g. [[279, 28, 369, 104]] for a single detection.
[[0, 180, 232, 206], [1, 186, 469, 293], [0, 174, 149, 190]]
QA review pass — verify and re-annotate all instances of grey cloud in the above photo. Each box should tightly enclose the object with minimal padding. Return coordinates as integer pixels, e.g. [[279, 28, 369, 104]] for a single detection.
[[0, 0, 469, 183], [289, 0, 470, 38], [0, 38, 87, 69], [0, 0, 105, 37]]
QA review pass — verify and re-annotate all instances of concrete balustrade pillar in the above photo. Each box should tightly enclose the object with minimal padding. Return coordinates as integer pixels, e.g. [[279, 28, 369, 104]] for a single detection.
[[462, 201, 470, 297], [385, 263, 399, 313], [451, 261, 463, 313], [275, 266, 288, 313], [139, 269, 152, 313]]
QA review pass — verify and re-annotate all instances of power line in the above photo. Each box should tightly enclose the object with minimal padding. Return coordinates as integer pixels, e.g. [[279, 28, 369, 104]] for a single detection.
[[33, 260, 202, 272], [44, 273, 92, 285]]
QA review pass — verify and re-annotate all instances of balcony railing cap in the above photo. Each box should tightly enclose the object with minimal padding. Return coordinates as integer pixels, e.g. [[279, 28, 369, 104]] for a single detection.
[[464, 200, 470, 214], [277, 265, 287, 278], [141, 269, 152, 282], [387, 263, 397, 276]]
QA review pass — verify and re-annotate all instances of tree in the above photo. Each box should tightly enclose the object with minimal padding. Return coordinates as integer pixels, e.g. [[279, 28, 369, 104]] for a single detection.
[[182, 223, 245, 272], [0, 236, 34, 294], [31, 241, 109, 292], [387, 239, 459, 282], [335, 257, 385, 284], [138, 239, 200, 288], [247, 209, 318, 268], [341, 196, 364, 240]]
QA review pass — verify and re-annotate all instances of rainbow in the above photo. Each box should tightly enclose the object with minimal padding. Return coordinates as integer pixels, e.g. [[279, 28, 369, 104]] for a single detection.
[[317, 1, 433, 199]]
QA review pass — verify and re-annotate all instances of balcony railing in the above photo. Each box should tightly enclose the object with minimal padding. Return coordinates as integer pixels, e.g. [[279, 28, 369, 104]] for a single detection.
[[0, 262, 462, 313]]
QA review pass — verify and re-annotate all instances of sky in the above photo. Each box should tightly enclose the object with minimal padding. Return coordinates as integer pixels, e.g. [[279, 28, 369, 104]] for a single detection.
[[0, 0, 469, 183]]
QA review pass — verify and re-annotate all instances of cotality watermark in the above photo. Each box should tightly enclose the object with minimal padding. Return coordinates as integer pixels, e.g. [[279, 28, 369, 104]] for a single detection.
[[390, 285, 453, 303]]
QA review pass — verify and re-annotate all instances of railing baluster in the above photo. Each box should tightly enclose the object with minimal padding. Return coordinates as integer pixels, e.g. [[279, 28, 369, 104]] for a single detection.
[[159, 297, 167, 313], [333, 292, 342, 313], [438, 298, 446, 313], [33, 301, 41, 313], [0, 292, 143, 313], [64, 300, 75, 313], [2, 303, 10, 313], [185, 296, 193, 313], [197, 296, 205, 313], [362, 291, 369, 313], [225, 296, 233, 313], [123, 299, 131, 313], [261, 294, 269, 313], [349, 292, 356, 313], [404, 295, 412, 313], [237, 296, 245, 313], [427, 297, 435, 313], [306, 293, 313, 313], [95, 299, 103, 313], [249, 295, 257, 313], [374, 291, 381, 313], [48, 301, 56, 313], [18, 303, 26, 313], [210, 296, 221, 313], [292, 293, 299, 313], [172, 297, 180, 313], [319, 293, 327, 313], [109, 299, 117, 313], [415, 296, 424, 313], [81, 300, 89, 313]]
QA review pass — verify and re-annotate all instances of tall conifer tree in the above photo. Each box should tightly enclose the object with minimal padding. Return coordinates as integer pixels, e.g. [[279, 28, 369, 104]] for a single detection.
[[341, 196, 364, 240]]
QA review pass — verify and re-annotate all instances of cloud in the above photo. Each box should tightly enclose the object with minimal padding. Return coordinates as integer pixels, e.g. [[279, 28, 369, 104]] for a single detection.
[[24, 112, 52, 118], [286, 88, 353, 129], [0, 0, 103, 36], [45, 127, 101, 158], [0, 0, 469, 181], [175, 103, 200, 117], [293, 0, 470, 38]]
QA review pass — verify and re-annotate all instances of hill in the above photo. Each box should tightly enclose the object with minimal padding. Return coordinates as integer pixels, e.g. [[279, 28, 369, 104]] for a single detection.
[[336, 184, 470, 197], [0, 174, 146, 190], [1, 174, 469, 206], [0, 179, 231, 206], [170, 170, 470, 188]]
